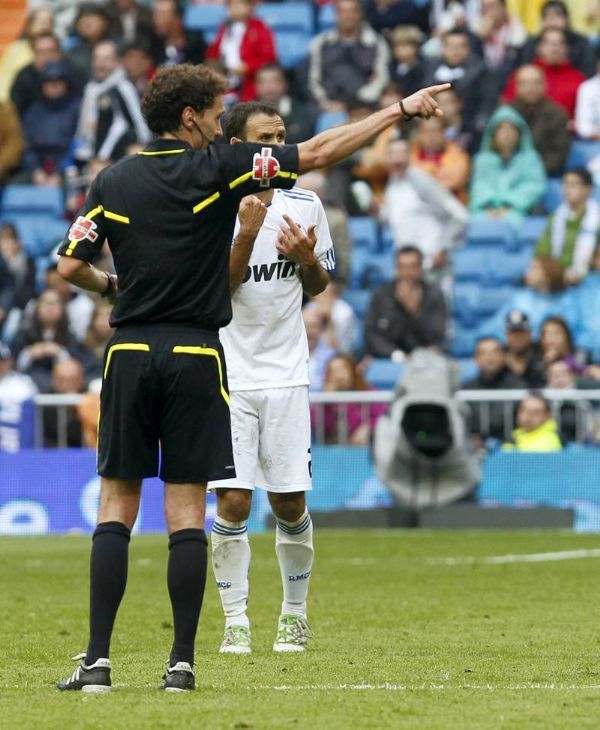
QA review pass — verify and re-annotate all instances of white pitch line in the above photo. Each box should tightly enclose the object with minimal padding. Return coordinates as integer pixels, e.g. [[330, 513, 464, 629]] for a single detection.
[[428, 548, 600, 566], [209, 683, 600, 692]]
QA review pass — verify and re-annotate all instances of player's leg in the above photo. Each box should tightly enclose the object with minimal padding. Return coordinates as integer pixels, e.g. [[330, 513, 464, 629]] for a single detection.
[[212, 487, 253, 653], [257, 386, 314, 652]]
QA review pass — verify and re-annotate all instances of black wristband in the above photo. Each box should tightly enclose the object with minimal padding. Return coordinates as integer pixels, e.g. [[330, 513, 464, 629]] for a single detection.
[[399, 99, 416, 121], [100, 272, 115, 298]]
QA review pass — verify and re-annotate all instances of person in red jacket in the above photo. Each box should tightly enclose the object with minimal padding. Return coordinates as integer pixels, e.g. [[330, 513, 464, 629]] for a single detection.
[[502, 27, 585, 119], [206, 0, 277, 102]]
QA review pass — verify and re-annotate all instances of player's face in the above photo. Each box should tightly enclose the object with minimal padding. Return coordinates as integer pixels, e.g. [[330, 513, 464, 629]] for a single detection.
[[242, 113, 286, 145]]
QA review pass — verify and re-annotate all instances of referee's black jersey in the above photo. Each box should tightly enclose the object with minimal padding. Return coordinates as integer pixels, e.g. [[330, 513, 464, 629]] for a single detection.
[[57, 138, 300, 329]]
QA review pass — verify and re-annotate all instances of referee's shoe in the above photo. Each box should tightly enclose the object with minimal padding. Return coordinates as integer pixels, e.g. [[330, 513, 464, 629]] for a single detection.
[[159, 661, 195, 692], [57, 653, 111, 692]]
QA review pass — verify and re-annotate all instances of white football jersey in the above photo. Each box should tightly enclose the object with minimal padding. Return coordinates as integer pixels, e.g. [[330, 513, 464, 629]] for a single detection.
[[220, 187, 335, 391]]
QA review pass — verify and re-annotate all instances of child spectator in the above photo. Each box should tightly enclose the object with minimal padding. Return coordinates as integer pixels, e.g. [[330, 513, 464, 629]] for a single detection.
[[504, 393, 563, 451], [388, 25, 425, 97]]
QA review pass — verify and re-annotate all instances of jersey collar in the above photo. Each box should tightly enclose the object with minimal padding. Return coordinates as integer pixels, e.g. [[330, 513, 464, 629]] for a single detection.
[[141, 138, 193, 154]]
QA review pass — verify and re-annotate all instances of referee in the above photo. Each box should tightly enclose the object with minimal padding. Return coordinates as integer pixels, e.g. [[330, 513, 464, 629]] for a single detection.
[[55, 63, 449, 693]]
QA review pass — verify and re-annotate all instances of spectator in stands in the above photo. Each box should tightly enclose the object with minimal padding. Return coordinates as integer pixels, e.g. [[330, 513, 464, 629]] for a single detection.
[[303, 305, 335, 391], [121, 40, 155, 97], [436, 86, 476, 154], [517, 0, 596, 78], [0, 342, 37, 403], [503, 310, 546, 388], [410, 116, 471, 202], [11, 288, 81, 393], [79, 299, 113, 382], [65, 4, 113, 83], [18, 62, 80, 187], [544, 358, 595, 442], [206, 0, 276, 102], [313, 281, 356, 354], [0, 100, 24, 182], [472, 0, 527, 78], [365, 0, 427, 33], [509, 64, 570, 176], [0, 224, 36, 342], [364, 246, 447, 360], [74, 40, 151, 163], [469, 105, 547, 228], [535, 168, 599, 284], [298, 171, 352, 288], [311, 354, 387, 445], [463, 336, 526, 442], [502, 28, 586, 119], [477, 257, 580, 342], [308, 0, 390, 112], [570, 242, 600, 357], [150, 0, 206, 67], [255, 64, 315, 144], [539, 315, 588, 373], [504, 394, 563, 452], [10, 33, 64, 117], [44, 264, 94, 343], [0, 6, 54, 103], [388, 25, 425, 98], [0, 255, 15, 337], [43, 358, 85, 447], [575, 46, 600, 140], [380, 137, 468, 273], [422, 29, 488, 132], [105, 0, 153, 45]]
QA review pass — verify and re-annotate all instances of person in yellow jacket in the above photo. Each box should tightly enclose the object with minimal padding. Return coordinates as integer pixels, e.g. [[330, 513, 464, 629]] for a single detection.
[[503, 393, 563, 452]]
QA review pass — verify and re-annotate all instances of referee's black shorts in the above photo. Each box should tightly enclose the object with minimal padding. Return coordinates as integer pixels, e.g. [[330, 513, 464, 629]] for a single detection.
[[98, 324, 235, 483]]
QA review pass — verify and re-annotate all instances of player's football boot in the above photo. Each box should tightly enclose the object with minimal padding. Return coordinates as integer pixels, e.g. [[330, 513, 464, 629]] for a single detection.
[[56, 653, 111, 692], [273, 615, 313, 653], [219, 624, 252, 654], [159, 661, 195, 692]]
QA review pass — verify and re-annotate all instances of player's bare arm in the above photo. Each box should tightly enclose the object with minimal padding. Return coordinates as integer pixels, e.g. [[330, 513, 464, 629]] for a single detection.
[[230, 195, 268, 293], [57, 256, 118, 303], [297, 83, 451, 172], [276, 214, 329, 297]]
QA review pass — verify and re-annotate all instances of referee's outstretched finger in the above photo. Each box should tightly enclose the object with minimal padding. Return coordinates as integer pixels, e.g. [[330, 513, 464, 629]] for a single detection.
[[422, 83, 452, 97]]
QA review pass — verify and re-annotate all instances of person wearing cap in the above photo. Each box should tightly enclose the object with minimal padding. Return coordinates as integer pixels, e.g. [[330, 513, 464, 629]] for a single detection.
[[18, 61, 80, 187], [0, 342, 38, 404], [504, 310, 546, 388]]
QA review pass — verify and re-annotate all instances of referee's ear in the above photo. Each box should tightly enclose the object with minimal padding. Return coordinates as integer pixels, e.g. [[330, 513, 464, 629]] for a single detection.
[[230, 136, 243, 145]]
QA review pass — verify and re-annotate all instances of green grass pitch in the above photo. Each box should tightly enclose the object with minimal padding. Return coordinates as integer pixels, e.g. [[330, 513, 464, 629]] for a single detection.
[[1, 529, 600, 729]]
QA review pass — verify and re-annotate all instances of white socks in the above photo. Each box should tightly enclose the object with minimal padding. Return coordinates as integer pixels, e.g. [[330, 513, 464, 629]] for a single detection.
[[275, 510, 314, 618], [211, 509, 314, 626], [211, 517, 251, 629]]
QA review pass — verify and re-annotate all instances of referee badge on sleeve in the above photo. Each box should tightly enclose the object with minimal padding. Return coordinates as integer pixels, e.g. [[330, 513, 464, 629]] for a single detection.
[[68, 216, 99, 242], [252, 147, 280, 188]]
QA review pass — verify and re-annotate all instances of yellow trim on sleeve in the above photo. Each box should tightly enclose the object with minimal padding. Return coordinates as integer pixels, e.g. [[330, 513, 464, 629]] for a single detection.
[[65, 204, 129, 256], [138, 149, 186, 156], [228, 171, 254, 189], [193, 191, 221, 214], [104, 343, 150, 379], [278, 171, 298, 180], [104, 209, 130, 224], [172, 346, 230, 406], [87, 205, 104, 219]]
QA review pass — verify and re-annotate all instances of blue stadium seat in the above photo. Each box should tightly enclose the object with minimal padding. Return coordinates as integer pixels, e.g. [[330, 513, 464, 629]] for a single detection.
[[473, 285, 518, 317], [256, 3, 313, 33], [451, 327, 479, 358], [349, 216, 379, 253], [275, 31, 311, 68], [452, 247, 487, 282], [543, 177, 562, 213], [517, 216, 547, 249], [315, 110, 347, 134], [594, 185, 600, 204], [457, 358, 478, 384], [566, 139, 600, 170], [466, 218, 514, 249], [184, 5, 227, 36], [348, 247, 370, 289], [317, 3, 335, 31], [1, 185, 64, 217], [364, 359, 405, 390], [4, 215, 67, 258], [453, 282, 480, 327], [486, 249, 531, 286], [380, 225, 394, 252], [342, 289, 371, 319]]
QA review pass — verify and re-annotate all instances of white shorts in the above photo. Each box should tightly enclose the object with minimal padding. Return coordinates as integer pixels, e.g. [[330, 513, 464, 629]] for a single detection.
[[207, 386, 312, 493]]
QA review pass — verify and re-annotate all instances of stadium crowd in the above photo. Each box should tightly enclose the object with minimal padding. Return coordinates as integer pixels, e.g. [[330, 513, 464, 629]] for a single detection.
[[0, 0, 599, 449]]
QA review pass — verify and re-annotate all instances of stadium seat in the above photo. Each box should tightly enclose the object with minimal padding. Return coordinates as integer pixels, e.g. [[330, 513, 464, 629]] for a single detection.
[[317, 3, 336, 31], [4, 215, 67, 258], [457, 358, 478, 384], [184, 5, 227, 37], [452, 247, 487, 282], [342, 289, 371, 319], [315, 110, 347, 134], [380, 225, 394, 252], [473, 285, 518, 317], [543, 178, 562, 213], [256, 3, 313, 33], [275, 31, 311, 69], [466, 218, 514, 250], [486, 249, 531, 286], [364, 359, 405, 390], [451, 327, 479, 358], [517, 216, 546, 249], [349, 217, 379, 253], [453, 282, 480, 327], [566, 139, 600, 170], [1, 185, 64, 217]]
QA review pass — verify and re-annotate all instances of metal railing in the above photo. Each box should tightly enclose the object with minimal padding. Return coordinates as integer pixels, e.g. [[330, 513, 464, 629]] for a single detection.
[[30, 390, 600, 449]]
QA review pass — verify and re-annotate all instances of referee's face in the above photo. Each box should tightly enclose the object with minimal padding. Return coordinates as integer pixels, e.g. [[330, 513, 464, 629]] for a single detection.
[[192, 97, 226, 149], [241, 113, 286, 145]]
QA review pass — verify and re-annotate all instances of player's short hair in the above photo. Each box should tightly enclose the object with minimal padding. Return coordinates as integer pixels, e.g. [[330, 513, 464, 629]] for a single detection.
[[141, 64, 227, 135], [564, 167, 593, 187], [224, 101, 281, 141]]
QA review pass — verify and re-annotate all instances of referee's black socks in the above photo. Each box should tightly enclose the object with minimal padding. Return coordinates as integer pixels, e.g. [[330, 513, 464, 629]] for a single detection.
[[86, 521, 131, 665], [167, 528, 208, 667]]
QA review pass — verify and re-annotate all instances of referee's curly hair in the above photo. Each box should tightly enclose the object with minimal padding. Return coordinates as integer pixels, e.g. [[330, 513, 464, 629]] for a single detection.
[[141, 64, 228, 135]]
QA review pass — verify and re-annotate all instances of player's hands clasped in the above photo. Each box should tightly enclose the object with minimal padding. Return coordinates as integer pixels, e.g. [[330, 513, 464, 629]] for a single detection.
[[276, 214, 318, 267], [238, 195, 268, 237], [400, 83, 452, 120]]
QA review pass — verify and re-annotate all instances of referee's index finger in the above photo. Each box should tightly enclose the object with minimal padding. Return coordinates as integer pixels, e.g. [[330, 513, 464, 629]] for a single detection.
[[424, 83, 452, 96]]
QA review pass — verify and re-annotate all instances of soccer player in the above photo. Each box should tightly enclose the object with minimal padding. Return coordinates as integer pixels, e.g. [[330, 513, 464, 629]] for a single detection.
[[210, 102, 334, 654], [53, 61, 449, 692]]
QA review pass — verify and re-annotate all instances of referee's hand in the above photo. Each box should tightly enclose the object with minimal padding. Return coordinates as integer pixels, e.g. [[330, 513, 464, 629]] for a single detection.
[[238, 195, 267, 238]]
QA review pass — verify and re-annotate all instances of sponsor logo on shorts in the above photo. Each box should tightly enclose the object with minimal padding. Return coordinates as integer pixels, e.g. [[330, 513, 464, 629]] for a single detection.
[[68, 216, 98, 242], [252, 147, 280, 188], [288, 571, 311, 582]]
